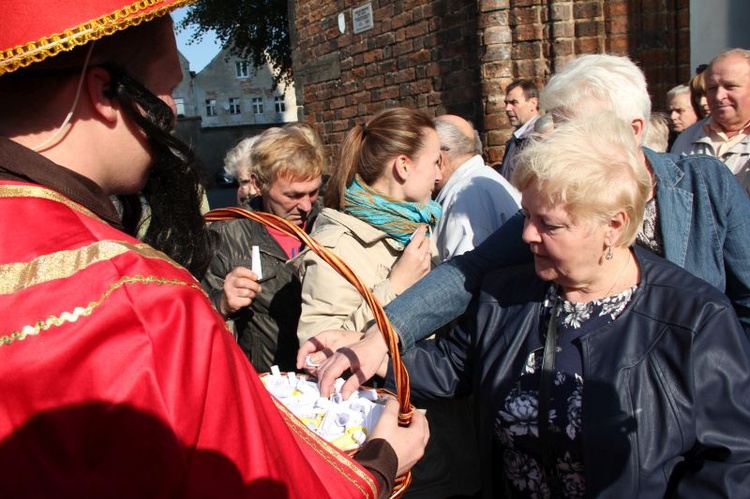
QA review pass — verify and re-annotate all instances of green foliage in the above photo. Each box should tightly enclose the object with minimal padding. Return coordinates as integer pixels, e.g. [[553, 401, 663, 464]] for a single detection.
[[177, 0, 292, 85]]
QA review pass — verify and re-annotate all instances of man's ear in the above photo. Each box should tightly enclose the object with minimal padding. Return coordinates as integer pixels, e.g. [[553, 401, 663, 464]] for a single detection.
[[530, 96, 539, 110], [630, 118, 645, 144], [85, 66, 119, 123]]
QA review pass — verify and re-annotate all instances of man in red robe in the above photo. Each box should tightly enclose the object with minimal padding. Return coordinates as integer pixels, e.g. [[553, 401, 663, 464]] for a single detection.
[[0, 1, 428, 497]]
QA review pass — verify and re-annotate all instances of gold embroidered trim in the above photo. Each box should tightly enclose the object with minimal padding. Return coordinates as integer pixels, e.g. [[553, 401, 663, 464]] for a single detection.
[[270, 395, 378, 498], [1, 275, 201, 347], [0, 0, 196, 75], [0, 240, 182, 295], [0, 183, 99, 220]]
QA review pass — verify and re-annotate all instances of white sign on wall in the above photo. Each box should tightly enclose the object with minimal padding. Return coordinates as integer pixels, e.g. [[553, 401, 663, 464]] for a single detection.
[[352, 3, 374, 34]]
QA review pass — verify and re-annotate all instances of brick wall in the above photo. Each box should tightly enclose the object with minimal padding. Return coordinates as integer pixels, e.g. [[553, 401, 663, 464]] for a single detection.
[[291, 0, 689, 165], [292, 0, 482, 166]]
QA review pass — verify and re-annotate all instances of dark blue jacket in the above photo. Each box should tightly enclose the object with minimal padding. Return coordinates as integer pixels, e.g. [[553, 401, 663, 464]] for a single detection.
[[393, 247, 750, 497]]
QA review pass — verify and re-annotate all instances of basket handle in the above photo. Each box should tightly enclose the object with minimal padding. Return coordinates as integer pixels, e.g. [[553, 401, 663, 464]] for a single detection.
[[205, 207, 414, 426]]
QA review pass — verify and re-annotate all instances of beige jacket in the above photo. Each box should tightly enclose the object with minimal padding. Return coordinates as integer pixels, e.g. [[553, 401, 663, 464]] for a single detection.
[[296, 208, 439, 343]]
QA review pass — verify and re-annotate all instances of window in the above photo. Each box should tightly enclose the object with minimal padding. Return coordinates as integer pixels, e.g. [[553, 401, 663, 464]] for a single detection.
[[174, 98, 185, 117], [229, 97, 241, 115], [205, 99, 217, 117], [274, 96, 285, 114], [235, 61, 250, 78], [252, 97, 264, 115]]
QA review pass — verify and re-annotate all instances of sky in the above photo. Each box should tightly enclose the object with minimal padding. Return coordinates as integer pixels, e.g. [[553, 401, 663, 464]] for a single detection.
[[172, 6, 223, 73]]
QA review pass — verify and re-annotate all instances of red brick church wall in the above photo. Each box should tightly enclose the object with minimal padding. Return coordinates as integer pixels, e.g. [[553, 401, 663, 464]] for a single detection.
[[291, 0, 689, 165]]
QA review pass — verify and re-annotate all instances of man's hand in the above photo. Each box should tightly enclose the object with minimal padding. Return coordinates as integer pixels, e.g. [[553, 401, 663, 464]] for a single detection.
[[219, 266, 262, 317], [297, 325, 390, 399], [370, 398, 429, 478]]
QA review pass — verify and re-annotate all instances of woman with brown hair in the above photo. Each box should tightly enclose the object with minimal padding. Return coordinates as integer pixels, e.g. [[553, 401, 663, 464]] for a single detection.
[[689, 70, 711, 119], [296, 107, 443, 343], [297, 106, 484, 497]]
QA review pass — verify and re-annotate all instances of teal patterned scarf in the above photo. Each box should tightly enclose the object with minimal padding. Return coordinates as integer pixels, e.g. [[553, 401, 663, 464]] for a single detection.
[[343, 175, 442, 246]]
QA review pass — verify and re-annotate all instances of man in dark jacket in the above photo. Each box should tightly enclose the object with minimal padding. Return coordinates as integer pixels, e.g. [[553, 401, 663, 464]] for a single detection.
[[203, 125, 324, 372]]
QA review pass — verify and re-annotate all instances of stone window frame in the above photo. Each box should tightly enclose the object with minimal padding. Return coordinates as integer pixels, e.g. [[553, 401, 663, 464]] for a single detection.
[[274, 96, 285, 114], [229, 97, 241, 115], [252, 97, 264, 115], [205, 99, 217, 117], [235, 61, 250, 79]]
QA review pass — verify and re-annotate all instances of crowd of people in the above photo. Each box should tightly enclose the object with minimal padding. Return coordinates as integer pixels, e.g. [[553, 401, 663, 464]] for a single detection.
[[2, 0, 750, 497], [299, 53, 750, 497]]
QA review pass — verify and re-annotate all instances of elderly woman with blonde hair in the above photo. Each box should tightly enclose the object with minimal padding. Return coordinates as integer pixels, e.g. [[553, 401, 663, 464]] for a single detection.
[[366, 112, 750, 497]]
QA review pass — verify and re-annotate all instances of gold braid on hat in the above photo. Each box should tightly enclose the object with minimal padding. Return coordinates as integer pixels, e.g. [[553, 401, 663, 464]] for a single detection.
[[0, 0, 194, 75]]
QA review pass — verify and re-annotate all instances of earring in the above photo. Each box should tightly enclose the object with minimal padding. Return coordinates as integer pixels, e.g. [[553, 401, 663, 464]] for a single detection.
[[605, 247, 613, 260]]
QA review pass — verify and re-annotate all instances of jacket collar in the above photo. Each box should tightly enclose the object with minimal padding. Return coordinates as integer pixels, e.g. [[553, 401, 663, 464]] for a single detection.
[[642, 147, 692, 267], [0, 137, 123, 229], [317, 207, 407, 252], [435, 154, 486, 205], [643, 146, 685, 187], [579, 246, 672, 361]]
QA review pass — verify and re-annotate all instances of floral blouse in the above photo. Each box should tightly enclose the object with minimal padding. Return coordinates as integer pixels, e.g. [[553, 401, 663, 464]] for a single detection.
[[494, 283, 637, 498]]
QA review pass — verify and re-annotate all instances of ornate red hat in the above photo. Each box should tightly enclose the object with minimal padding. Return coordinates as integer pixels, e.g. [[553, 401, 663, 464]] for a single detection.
[[0, 0, 195, 75]]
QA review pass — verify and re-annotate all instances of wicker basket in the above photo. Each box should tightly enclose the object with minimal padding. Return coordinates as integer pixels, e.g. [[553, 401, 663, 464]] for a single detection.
[[205, 207, 414, 498]]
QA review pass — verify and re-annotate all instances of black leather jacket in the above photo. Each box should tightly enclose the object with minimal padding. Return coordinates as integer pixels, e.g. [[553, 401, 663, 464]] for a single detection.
[[202, 199, 321, 372], [396, 247, 750, 497]]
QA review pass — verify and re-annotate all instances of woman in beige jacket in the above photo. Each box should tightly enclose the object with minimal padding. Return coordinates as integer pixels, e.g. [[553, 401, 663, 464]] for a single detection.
[[297, 107, 481, 497], [296, 107, 442, 344]]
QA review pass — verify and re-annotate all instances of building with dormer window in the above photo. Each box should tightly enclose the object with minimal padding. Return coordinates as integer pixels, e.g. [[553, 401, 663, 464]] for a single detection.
[[173, 47, 297, 186]]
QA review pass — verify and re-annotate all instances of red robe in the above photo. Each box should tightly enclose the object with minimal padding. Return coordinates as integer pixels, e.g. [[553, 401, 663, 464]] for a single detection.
[[0, 180, 379, 498]]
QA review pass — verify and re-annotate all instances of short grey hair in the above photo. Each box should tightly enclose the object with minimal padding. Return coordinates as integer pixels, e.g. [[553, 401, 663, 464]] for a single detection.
[[710, 48, 750, 69], [666, 84, 690, 103], [533, 113, 554, 135], [514, 111, 651, 247], [540, 54, 651, 144], [223, 136, 259, 178], [434, 118, 482, 157]]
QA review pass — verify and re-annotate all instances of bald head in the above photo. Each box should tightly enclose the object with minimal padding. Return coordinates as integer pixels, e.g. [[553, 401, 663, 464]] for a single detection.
[[434, 115, 482, 156], [433, 115, 483, 193], [436, 114, 475, 138]]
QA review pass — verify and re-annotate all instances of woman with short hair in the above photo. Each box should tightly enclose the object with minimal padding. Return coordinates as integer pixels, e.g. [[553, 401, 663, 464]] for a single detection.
[[383, 113, 750, 497]]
